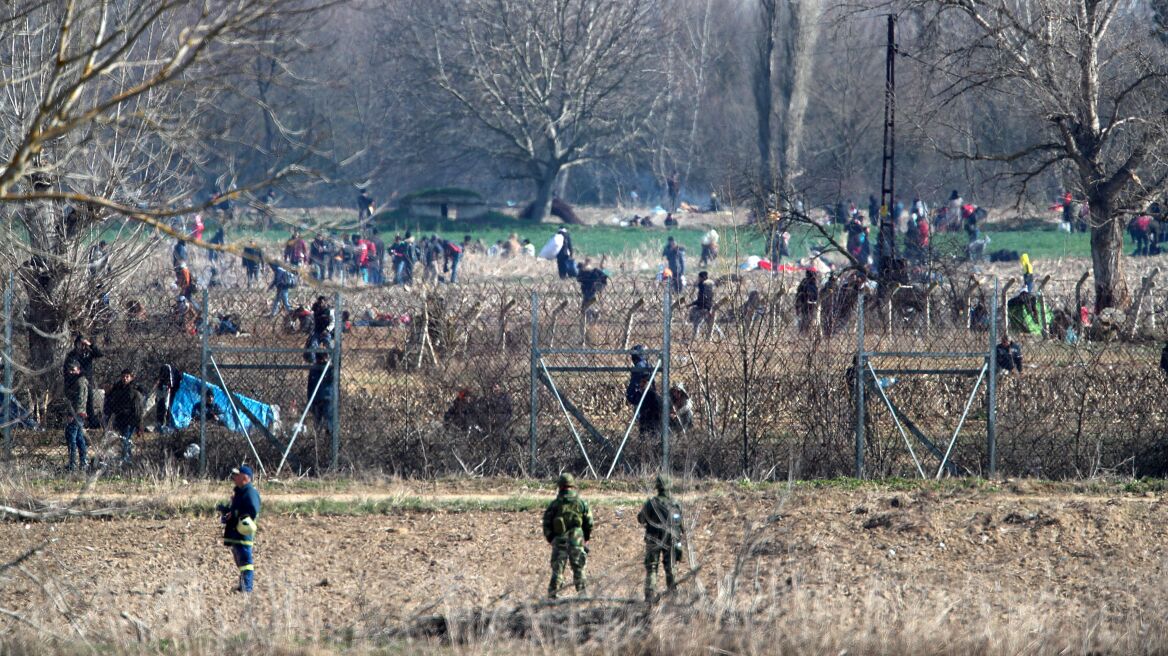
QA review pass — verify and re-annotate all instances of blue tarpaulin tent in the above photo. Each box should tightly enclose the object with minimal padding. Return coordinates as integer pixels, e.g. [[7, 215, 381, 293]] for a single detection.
[[169, 373, 274, 434]]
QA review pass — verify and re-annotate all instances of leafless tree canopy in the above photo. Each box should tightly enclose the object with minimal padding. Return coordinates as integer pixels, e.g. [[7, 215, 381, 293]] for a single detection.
[[395, 0, 665, 222], [903, 0, 1168, 311], [0, 0, 335, 380]]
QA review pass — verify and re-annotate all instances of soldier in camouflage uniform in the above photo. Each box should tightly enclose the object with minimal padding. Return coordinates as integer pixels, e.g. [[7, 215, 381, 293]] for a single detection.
[[542, 473, 593, 598], [637, 475, 685, 601]]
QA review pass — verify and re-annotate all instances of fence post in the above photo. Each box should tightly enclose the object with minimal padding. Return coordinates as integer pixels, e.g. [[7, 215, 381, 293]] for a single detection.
[[661, 287, 672, 473], [854, 292, 865, 478], [3, 273, 12, 461], [330, 291, 343, 469], [198, 288, 210, 475], [987, 276, 999, 478], [529, 291, 539, 474]]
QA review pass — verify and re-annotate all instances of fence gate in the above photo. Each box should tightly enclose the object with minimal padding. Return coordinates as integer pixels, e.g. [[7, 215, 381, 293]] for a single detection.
[[529, 290, 673, 478], [854, 279, 1000, 478], [197, 290, 342, 476]]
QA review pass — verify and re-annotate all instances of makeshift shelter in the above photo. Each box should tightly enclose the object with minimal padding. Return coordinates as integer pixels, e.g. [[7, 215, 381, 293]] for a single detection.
[[168, 373, 275, 434]]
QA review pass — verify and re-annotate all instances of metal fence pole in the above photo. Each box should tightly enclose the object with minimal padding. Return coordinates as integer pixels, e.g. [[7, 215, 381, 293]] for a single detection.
[[3, 273, 12, 461], [854, 293, 865, 478], [987, 276, 999, 478], [529, 291, 539, 474], [330, 291, 343, 469], [661, 287, 672, 473], [198, 288, 210, 475]]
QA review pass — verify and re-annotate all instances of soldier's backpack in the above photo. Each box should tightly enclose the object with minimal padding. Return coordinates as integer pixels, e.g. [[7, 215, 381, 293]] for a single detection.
[[552, 498, 585, 536], [650, 496, 684, 545]]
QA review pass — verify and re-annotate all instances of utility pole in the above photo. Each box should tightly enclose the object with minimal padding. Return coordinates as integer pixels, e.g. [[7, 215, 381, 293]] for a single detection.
[[878, 13, 899, 279]]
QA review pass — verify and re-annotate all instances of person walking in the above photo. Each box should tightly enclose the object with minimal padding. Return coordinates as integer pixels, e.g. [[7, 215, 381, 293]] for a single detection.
[[268, 264, 296, 316], [688, 271, 715, 339], [103, 368, 143, 466], [442, 238, 463, 284], [542, 473, 593, 598], [217, 465, 261, 593], [63, 362, 89, 471], [638, 475, 686, 601]]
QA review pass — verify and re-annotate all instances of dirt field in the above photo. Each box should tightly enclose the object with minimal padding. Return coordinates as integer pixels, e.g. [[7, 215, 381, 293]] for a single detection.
[[5, 479, 1168, 653]]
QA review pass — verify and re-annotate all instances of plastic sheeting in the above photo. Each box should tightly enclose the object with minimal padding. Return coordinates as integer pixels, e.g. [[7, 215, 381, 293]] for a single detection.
[[168, 373, 274, 434]]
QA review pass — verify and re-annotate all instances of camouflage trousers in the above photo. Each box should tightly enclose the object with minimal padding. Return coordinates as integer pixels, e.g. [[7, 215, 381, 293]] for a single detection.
[[644, 541, 678, 600], [548, 535, 587, 598]]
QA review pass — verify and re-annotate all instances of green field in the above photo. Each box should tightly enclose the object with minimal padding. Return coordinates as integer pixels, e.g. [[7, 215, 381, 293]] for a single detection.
[[180, 208, 1097, 263], [364, 215, 1094, 263]]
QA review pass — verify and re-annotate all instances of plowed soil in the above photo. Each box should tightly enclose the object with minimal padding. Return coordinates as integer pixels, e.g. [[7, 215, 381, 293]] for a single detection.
[[4, 482, 1168, 647]]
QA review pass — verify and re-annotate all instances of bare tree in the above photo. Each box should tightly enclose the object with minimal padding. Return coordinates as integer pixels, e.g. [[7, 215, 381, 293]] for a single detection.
[[753, 0, 823, 202], [907, 0, 1168, 312], [0, 0, 332, 381], [403, 0, 664, 223]]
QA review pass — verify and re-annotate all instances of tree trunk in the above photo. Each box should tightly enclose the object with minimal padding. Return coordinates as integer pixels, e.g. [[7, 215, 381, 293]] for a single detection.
[[1088, 196, 1131, 313], [526, 168, 559, 223], [19, 263, 68, 388], [753, 0, 777, 191]]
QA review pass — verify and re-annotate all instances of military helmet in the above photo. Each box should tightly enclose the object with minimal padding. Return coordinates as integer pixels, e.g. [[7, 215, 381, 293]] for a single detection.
[[557, 473, 575, 489], [655, 475, 671, 493]]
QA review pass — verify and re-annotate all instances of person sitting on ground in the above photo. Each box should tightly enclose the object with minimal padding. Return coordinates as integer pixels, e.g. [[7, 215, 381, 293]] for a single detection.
[[216, 314, 242, 336], [191, 389, 221, 425], [996, 335, 1023, 374]]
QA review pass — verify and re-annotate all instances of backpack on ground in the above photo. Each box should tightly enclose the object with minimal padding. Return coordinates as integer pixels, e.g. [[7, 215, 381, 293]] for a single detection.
[[552, 498, 585, 536]]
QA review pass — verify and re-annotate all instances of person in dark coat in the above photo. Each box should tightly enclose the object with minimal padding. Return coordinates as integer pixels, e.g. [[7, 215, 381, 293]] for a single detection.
[[356, 188, 374, 221], [688, 271, 715, 338], [577, 260, 608, 311], [217, 465, 261, 593], [625, 346, 662, 436], [1160, 342, 1168, 377], [307, 351, 335, 439], [556, 228, 574, 279], [995, 336, 1023, 374], [794, 270, 820, 332], [662, 237, 685, 293], [208, 224, 225, 263], [154, 364, 181, 432], [103, 368, 144, 466]]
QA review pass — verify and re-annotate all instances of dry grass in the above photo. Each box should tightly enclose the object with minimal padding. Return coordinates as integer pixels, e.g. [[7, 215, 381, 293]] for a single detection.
[[4, 477, 1168, 654]]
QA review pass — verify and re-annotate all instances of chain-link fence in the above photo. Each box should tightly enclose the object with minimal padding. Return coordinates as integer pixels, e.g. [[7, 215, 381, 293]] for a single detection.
[[0, 260, 1166, 480]]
